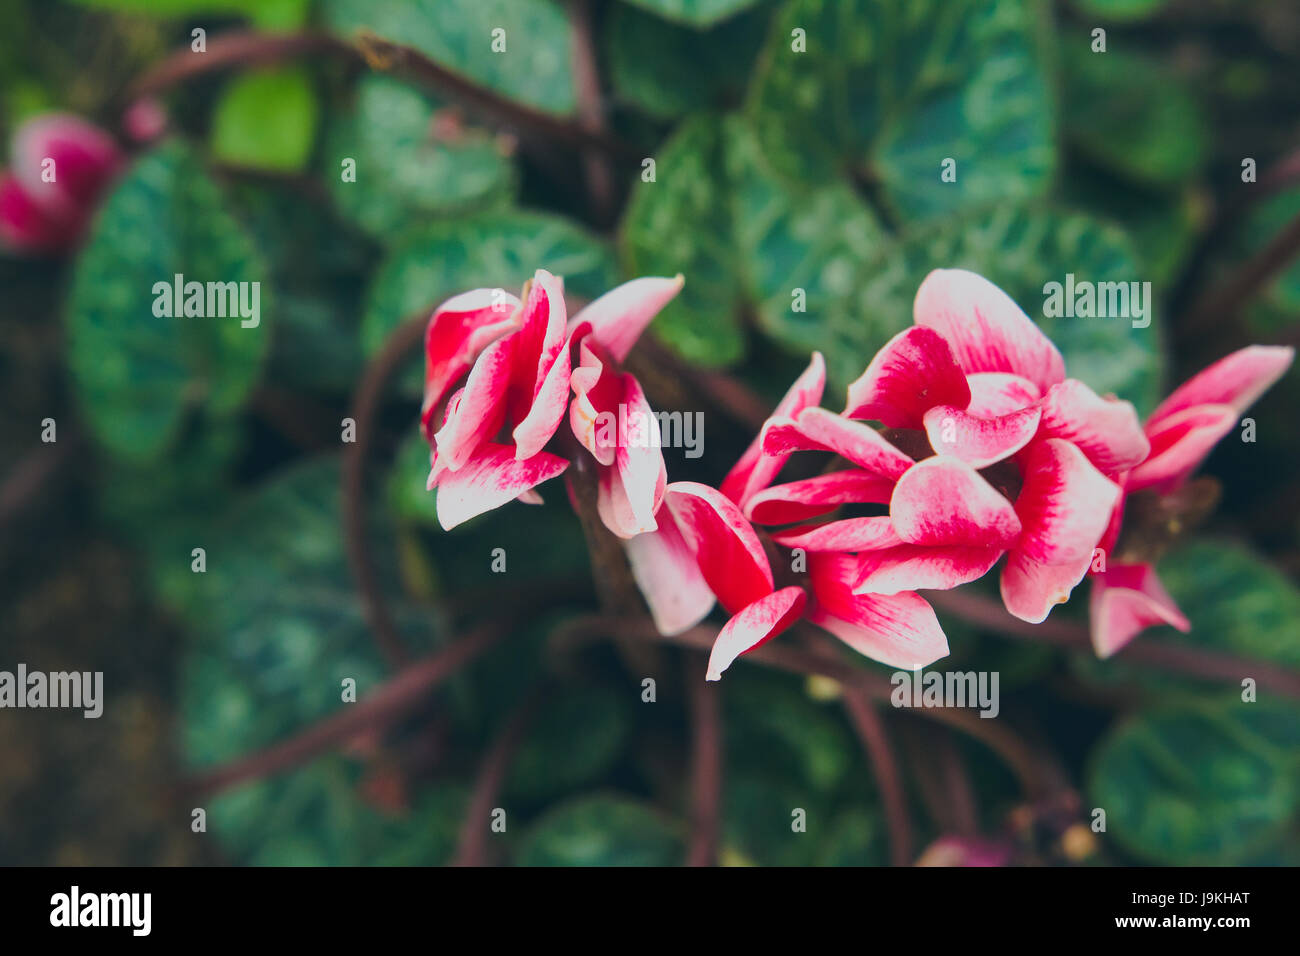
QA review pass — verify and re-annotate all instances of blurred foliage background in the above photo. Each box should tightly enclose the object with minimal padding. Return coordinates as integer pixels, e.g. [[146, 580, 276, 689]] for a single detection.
[[0, 0, 1298, 866]]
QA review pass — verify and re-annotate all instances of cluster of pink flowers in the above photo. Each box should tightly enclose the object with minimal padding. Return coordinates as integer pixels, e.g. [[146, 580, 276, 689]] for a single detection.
[[0, 114, 123, 254], [422, 268, 1293, 681], [420, 269, 682, 535]]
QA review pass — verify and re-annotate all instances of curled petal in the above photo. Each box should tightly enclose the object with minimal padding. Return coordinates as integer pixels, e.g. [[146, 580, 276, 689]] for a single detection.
[[1012, 438, 1121, 565], [771, 516, 901, 552], [890, 457, 1022, 548], [745, 470, 896, 525], [999, 547, 1094, 624], [764, 407, 913, 480], [1038, 379, 1149, 473], [568, 340, 620, 465], [433, 443, 568, 530], [1127, 404, 1238, 493], [706, 587, 807, 681], [432, 339, 512, 471], [665, 481, 774, 614], [1147, 345, 1294, 427], [509, 270, 570, 457], [843, 327, 971, 427], [808, 554, 949, 669], [626, 514, 715, 636], [852, 544, 1004, 596], [596, 376, 667, 538], [964, 373, 1041, 418], [913, 268, 1065, 392], [721, 352, 825, 506], [922, 403, 1041, 469], [570, 274, 684, 363], [421, 288, 522, 439], [1089, 563, 1190, 658]]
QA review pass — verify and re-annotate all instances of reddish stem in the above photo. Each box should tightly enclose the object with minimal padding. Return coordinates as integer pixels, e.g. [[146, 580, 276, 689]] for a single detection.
[[686, 659, 723, 867], [341, 312, 427, 670], [552, 615, 1051, 799], [842, 690, 913, 865], [926, 589, 1300, 698], [451, 688, 546, 867], [179, 626, 504, 798]]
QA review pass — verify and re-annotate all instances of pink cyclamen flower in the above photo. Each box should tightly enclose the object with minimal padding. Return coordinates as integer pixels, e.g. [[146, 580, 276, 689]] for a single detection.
[[627, 352, 951, 681], [1089, 344, 1293, 656], [421, 270, 683, 534], [812, 269, 1148, 624], [0, 113, 123, 254]]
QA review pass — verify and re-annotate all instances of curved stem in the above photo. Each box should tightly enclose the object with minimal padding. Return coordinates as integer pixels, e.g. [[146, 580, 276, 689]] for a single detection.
[[131, 29, 639, 164], [926, 589, 1300, 698], [451, 687, 546, 867], [552, 615, 1051, 799], [178, 625, 504, 798], [842, 690, 913, 865], [686, 658, 723, 867], [342, 312, 426, 670]]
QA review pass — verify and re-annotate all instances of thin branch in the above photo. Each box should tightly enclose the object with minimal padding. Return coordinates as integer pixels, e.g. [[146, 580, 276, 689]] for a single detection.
[[552, 615, 1051, 798], [129, 30, 345, 98], [452, 687, 547, 867], [342, 312, 427, 670], [178, 626, 504, 798], [1180, 206, 1300, 338], [842, 690, 913, 865], [568, 0, 616, 223], [686, 657, 723, 867], [0, 432, 78, 532], [933, 730, 979, 836], [926, 588, 1300, 698], [129, 29, 641, 165]]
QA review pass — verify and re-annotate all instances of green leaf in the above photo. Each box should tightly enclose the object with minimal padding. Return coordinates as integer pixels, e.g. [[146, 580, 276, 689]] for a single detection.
[[100, 420, 244, 610], [178, 458, 456, 863], [1060, 167, 1202, 288], [1074, 538, 1300, 695], [617, 0, 762, 28], [726, 669, 854, 792], [1072, 0, 1169, 22], [723, 772, 835, 865], [620, 115, 746, 364], [200, 755, 468, 864], [180, 458, 435, 764], [227, 182, 379, 391], [748, 0, 1055, 222], [810, 204, 1163, 415], [389, 431, 439, 525], [210, 66, 318, 173], [67, 142, 270, 463], [505, 684, 631, 801], [323, 75, 515, 240], [323, 0, 578, 115], [1089, 698, 1299, 864], [605, 2, 771, 118], [362, 210, 617, 391], [725, 116, 887, 355], [516, 795, 683, 865], [1062, 46, 1209, 187], [1229, 185, 1300, 334]]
